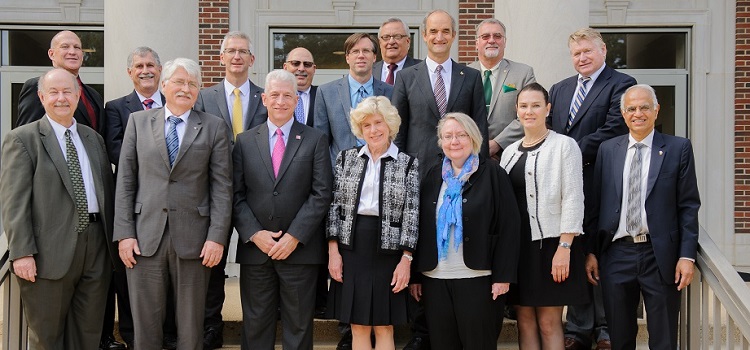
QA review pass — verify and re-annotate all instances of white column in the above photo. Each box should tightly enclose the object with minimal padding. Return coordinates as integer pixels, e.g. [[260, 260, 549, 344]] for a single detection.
[[496, 0, 588, 89], [104, 0, 199, 101]]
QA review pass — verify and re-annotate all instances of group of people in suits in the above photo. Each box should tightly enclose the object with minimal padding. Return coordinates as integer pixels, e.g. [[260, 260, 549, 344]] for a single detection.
[[0, 8, 700, 350]]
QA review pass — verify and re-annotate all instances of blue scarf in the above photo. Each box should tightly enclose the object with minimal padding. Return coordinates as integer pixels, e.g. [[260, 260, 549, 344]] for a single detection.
[[437, 154, 479, 260]]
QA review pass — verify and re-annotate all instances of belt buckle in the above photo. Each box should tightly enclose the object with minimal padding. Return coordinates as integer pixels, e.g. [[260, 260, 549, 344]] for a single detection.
[[633, 234, 648, 243]]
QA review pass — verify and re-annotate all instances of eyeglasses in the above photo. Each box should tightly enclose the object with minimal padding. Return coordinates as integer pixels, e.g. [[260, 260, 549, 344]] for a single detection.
[[348, 48, 374, 56], [223, 48, 251, 56], [286, 60, 315, 68], [624, 104, 653, 114], [380, 34, 408, 41], [478, 33, 505, 41], [441, 133, 470, 142], [168, 79, 200, 90]]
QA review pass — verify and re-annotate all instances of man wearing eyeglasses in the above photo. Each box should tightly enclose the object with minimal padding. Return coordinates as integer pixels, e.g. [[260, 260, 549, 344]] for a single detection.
[[373, 18, 421, 85], [193, 30, 268, 350], [283, 47, 317, 127], [468, 18, 536, 159], [315, 33, 394, 164]]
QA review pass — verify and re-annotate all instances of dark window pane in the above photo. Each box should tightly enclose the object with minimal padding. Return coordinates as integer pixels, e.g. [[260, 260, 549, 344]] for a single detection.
[[7, 30, 104, 67], [602, 32, 686, 69]]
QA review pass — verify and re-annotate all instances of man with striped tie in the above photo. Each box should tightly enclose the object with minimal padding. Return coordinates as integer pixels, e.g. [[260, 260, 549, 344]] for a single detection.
[[546, 27, 636, 350]]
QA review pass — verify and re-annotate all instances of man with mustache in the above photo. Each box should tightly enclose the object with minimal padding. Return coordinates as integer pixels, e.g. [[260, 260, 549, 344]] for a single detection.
[[103, 46, 178, 349], [193, 31, 268, 349], [468, 18, 536, 159], [283, 47, 317, 127], [373, 17, 421, 85]]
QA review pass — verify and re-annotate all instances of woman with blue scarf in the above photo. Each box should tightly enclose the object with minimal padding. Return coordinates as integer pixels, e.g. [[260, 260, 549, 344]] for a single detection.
[[410, 113, 520, 350]]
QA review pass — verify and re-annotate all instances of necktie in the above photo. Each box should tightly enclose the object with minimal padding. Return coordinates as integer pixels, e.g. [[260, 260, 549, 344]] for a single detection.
[[483, 69, 493, 110], [567, 76, 591, 131], [272, 128, 285, 177], [64, 130, 89, 234], [355, 86, 367, 107], [385, 63, 397, 85], [294, 91, 306, 124], [166, 116, 183, 167], [77, 77, 98, 130], [626, 143, 645, 235], [434, 65, 447, 117], [232, 88, 243, 138], [143, 98, 155, 110]]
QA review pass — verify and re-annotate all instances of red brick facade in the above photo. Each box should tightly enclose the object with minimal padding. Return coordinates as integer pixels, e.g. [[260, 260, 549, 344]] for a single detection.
[[738, 2, 750, 233], [198, 0, 229, 86], [457, 0, 495, 64]]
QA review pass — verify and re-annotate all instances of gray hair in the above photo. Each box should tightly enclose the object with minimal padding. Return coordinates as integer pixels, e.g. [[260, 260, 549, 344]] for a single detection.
[[350, 96, 401, 142], [475, 18, 507, 35], [265, 69, 296, 91], [620, 84, 659, 112], [422, 9, 456, 35], [437, 112, 484, 155], [161, 58, 201, 87], [220, 31, 253, 55], [379, 17, 410, 38], [127, 46, 161, 68], [38, 68, 79, 93]]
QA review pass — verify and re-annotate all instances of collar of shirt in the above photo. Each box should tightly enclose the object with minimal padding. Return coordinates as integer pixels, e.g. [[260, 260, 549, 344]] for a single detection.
[[163, 106, 191, 122], [578, 63, 607, 90], [348, 75, 374, 97], [425, 57, 453, 99], [46, 115, 79, 142], [223, 79, 251, 101], [479, 59, 503, 92], [628, 129, 655, 150], [266, 117, 295, 144], [136, 90, 164, 108], [357, 141, 399, 161], [381, 56, 408, 80]]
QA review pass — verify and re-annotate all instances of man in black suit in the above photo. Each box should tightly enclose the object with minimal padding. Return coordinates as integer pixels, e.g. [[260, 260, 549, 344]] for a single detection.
[[232, 69, 332, 349], [193, 30, 268, 349], [392, 9, 489, 179], [547, 27, 636, 350], [103, 46, 177, 350], [283, 47, 317, 127], [16, 30, 105, 137], [586, 84, 699, 350], [373, 17, 421, 85]]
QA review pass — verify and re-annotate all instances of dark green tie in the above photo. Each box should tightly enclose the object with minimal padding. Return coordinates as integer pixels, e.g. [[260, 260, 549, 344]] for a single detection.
[[65, 130, 89, 234], [483, 69, 493, 109]]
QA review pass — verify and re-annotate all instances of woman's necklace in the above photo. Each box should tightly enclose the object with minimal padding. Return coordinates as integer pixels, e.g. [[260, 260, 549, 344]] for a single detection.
[[522, 129, 550, 148]]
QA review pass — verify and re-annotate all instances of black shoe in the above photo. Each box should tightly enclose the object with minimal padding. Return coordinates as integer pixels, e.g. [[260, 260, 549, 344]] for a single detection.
[[403, 336, 430, 350], [100, 335, 127, 350], [336, 329, 353, 350], [314, 306, 328, 319], [162, 334, 177, 350], [203, 327, 224, 350]]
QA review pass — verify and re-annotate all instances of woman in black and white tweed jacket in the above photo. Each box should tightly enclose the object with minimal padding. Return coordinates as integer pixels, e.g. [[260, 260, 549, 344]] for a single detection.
[[326, 96, 419, 350]]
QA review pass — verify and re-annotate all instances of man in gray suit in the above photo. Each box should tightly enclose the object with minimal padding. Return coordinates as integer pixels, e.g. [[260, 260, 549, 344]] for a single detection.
[[233, 69, 332, 349], [468, 18, 536, 158], [0, 68, 118, 349], [193, 30, 266, 349], [373, 17, 421, 85], [115, 58, 233, 350], [315, 33, 394, 163]]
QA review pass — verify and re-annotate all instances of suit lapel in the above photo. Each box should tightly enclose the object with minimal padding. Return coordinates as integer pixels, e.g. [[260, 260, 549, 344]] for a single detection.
[[150, 111, 172, 169], [336, 78, 352, 117], [373, 80, 387, 98], [275, 122, 304, 184], [613, 136, 628, 202], [373, 61, 383, 81], [173, 111, 203, 167], [488, 59, 510, 115], [254, 123, 275, 180], [213, 83, 232, 129], [307, 86, 317, 127], [447, 60, 465, 112], [646, 132, 666, 199], [125, 91, 144, 114], [555, 77, 577, 133], [244, 80, 263, 131], [39, 118, 77, 202], [414, 64, 440, 118]]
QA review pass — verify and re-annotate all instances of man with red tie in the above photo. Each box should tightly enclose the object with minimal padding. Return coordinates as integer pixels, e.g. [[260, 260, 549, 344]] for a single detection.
[[16, 30, 105, 136], [372, 17, 421, 86]]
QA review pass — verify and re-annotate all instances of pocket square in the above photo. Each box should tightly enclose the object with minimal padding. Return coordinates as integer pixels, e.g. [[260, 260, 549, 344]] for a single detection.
[[502, 84, 517, 93]]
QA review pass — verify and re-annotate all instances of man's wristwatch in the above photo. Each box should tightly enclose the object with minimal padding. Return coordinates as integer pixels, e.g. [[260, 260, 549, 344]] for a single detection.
[[558, 242, 571, 249]]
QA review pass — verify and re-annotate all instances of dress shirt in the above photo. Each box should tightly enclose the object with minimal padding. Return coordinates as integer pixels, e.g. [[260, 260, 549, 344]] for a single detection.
[[163, 106, 190, 145], [266, 118, 294, 157], [478, 60, 502, 96], [568, 63, 606, 114], [356, 142, 400, 216], [224, 79, 250, 122], [46, 116, 100, 213], [424, 57, 453, 101], [379, 56, 408, 81], [136, 90, 164, 109], [348, 75, 374, 109], [297, 86, 312, 124], [613, 130, 654, 241]]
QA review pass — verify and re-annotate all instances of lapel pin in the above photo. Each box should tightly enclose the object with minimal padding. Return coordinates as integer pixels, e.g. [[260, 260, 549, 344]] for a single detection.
[[659, 151, 663, 156], [194, 127, 198, 130], [296, 135, 301, 140], [504, 69, 508, 73], [460, 71, 464, 75]]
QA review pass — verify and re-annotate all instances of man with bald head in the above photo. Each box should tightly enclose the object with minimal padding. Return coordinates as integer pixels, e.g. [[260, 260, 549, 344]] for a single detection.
[[16, 30, 105, 136], [1, 68, 118, 349], [284, 47, 318, 126]]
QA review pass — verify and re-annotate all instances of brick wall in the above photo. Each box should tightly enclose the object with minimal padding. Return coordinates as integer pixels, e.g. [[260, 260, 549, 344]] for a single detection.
[[457, 0, 494, 64], [737, 2, 750, 233], [198, 0, 229, 86]]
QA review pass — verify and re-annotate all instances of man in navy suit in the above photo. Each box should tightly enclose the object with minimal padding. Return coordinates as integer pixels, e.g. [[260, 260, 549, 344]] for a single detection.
[[373, 17, 421, 85], [283, 47, 317, 127], [547, 27, 636, 350], [315, 33, 394, 164], [586, 84, 699, 350]]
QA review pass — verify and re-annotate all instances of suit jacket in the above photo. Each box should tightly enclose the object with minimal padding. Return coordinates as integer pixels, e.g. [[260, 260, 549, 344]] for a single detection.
[[232, 121, 333, 265], [392, 60, 489, 176], [0, 117, 118, 279], [314, 76, 394, 163], [468, 58, 536, 149], [373, 56, 422, 82], [304, 85, 317, 127], [16, 76, 106, 135], [413, 159, 520, 283], [113, 108, 233, 259], [547, 65, 636, 166], [592, 131, 700, 283], [194, 79, 267, 144], [104, 90, 166, 165]]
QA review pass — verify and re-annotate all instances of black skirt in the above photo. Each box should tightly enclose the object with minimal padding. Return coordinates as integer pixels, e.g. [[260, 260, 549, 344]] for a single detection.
[[327, 215, 409, 325]]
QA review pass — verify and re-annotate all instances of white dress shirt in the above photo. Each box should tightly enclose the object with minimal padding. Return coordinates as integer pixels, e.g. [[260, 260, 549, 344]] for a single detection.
[[356, 142, 400, 216], [568, 63, 606, 114], [163, 107, 190, 145], [613, 130, 654, 241], [136, 90, 163, 109], [224, 79, 250, 123], [425, 57, 452, 101], [297, 86, 312, 124], [379, 56, 408, 81]]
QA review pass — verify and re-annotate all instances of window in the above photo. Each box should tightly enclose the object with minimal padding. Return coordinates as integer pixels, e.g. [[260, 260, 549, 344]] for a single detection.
[[2, 29, 104, 67]]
